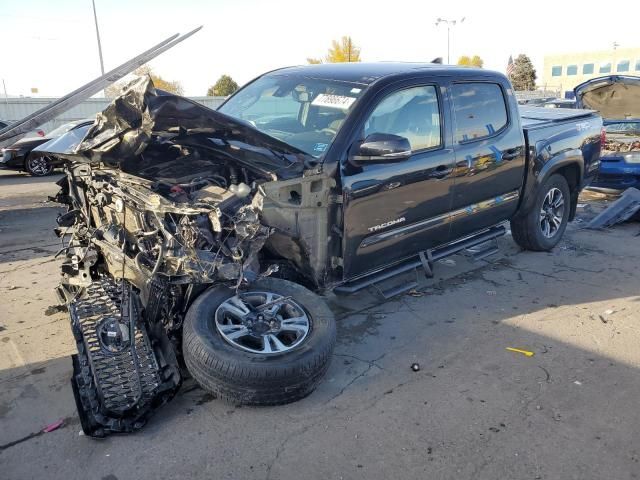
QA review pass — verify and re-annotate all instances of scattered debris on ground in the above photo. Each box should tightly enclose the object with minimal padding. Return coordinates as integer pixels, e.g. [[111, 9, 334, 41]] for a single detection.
[[587, 187, 640, 228], [506, 347, 535, 357]]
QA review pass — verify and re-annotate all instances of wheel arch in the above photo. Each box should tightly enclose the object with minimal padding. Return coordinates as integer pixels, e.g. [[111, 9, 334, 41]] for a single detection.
[[517, 150, 584, 220], [552, 162, 581, 221]]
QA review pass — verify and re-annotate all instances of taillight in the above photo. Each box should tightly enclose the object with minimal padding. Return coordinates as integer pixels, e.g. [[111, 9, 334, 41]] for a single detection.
[[600, 127, 606, 146], [37, 129, 45, 137]]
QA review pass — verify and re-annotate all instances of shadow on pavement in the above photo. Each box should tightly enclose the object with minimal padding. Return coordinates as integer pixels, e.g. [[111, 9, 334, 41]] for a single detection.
[[1, 217, 639, 479]]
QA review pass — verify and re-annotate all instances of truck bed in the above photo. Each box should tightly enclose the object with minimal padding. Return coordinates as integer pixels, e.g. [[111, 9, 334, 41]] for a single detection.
[[519, 106, 597, 129], [518, 106, 602, 196]]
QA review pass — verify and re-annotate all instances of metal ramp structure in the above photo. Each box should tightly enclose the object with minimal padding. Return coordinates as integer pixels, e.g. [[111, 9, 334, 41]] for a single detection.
[[0, 26, 202, 149]]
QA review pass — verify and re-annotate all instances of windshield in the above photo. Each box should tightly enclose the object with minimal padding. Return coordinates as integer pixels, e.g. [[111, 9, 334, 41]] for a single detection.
[[605, 122, 640, 134], [219, 75, 365, 158]]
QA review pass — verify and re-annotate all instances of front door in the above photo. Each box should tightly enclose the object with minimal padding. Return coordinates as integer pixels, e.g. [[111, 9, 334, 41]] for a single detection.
[[341, 83, 456, 280]]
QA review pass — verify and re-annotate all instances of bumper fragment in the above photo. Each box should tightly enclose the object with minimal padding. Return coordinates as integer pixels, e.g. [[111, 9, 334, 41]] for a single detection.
[[69, 277, 181, 437]]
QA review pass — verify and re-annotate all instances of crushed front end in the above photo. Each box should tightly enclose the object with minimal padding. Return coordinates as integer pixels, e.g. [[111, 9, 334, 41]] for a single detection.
[[47, 76, 327, 436], [56, 161, 270, 436]]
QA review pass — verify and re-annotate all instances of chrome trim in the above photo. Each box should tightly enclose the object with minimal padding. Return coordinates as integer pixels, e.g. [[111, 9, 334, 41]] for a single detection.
[[359, 190, 519, 249]]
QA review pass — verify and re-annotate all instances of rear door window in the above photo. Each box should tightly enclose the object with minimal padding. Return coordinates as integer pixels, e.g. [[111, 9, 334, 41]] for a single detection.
[[451, 83, 508, 143]]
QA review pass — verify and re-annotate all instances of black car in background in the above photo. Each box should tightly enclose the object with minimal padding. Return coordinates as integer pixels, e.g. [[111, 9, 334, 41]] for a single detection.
[[0, 119, 46, 140], [0, 119, 92, 176]]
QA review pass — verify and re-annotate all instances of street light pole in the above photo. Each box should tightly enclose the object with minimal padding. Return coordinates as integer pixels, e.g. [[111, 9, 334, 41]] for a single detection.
[[92, 0, 105, 75], [2, 79, 9, 106], [447, 25, 450, 64], [435, 17, 465, 64]]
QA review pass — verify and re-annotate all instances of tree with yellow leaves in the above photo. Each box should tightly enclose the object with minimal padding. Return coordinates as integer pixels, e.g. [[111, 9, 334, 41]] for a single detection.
[[307, 36, 361, 64], [104, 65, 184, 98], [457, 55, 484, 68]]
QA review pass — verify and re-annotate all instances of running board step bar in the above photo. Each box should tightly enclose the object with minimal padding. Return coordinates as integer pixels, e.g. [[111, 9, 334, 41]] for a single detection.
[[334, 226, 505, 296], [465, 237, 500, 262]]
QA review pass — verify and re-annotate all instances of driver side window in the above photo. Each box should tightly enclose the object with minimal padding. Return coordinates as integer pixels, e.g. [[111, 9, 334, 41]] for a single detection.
[[364, 85, 441, 151]]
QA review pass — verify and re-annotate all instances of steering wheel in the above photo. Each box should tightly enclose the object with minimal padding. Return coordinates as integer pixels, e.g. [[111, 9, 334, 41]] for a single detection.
[[320, 127, 337, 136]]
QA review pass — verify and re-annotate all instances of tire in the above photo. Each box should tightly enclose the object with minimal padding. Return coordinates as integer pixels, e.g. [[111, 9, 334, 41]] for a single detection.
[[25, 155, 53, 176], [511, 173, 571, 251], [183, 278, 336, 406]]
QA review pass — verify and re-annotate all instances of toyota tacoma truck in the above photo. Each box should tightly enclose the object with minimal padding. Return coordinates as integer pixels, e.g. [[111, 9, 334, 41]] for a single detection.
[[40, 63, 602, 437]]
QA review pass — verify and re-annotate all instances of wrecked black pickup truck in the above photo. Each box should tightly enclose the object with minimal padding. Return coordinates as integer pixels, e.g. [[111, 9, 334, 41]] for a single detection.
[[40, 63, 602, 437]]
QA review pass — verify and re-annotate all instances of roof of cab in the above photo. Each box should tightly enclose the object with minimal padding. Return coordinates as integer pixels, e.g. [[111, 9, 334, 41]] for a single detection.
[[264, 62, 496, 85]]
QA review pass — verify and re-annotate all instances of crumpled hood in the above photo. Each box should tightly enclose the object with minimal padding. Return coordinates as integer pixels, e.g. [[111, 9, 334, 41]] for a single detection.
[[38, 76, 314, 178], [574, 75, 640, 120]]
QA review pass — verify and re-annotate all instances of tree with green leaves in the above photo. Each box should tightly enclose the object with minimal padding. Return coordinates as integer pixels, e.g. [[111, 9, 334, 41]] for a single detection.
[[509, 54, 537, 91], [104, 65, 184, 98], [307, 36, 361, 64], [457, 55, 484, 68], [207, 75, 239, 97]]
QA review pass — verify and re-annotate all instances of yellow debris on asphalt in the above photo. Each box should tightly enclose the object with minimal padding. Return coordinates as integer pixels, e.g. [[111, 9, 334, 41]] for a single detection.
[[506, 347, 535, 357]]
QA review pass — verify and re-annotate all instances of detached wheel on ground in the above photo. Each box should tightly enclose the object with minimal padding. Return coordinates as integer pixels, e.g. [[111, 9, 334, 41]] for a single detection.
[[511, 173, 571, 251], [183, 277, 336, 406], [25, 155, 53, 176]]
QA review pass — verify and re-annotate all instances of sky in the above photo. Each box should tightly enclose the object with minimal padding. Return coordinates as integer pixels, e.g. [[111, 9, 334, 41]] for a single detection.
[[1, 0, 639, 97]]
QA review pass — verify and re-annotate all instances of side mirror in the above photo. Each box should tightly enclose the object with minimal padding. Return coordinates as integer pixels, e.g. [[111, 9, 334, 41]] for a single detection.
[[351, 133, 412, 164]]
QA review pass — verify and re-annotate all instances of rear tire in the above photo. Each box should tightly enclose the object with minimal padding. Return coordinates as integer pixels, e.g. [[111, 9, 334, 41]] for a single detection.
[[183, 278, 336, 406], [511, 174, 570, 251]]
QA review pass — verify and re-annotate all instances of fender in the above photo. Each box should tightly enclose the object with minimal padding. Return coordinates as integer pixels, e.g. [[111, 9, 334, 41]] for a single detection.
[[515, 147, 584, 218]]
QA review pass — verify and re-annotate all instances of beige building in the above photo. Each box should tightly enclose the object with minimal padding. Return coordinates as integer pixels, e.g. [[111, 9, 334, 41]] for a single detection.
[[542, 47, 640, 95]]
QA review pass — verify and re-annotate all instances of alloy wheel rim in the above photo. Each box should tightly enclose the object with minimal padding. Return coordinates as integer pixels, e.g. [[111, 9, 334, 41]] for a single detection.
[[214, 291, 310, 354], [28, 156, 51, 175], [539, 187, 564, 238]]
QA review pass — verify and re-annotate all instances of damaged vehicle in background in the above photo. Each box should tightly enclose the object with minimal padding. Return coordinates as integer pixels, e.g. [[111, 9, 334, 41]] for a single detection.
[[575, 75, 640, 190], [43, 63, 602, 438]]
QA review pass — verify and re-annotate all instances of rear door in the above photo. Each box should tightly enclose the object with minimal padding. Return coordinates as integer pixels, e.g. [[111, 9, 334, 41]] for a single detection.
[[341, 80, 456, 280], [448, 81, 525, 240]]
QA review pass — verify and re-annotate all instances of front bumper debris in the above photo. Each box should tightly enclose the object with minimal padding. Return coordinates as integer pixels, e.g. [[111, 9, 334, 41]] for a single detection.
[[69, 277, 181, 437]]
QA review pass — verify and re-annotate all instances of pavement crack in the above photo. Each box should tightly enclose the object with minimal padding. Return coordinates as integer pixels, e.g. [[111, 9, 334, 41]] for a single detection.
[[0, 417, 71, 452], [265, 423, 314, 480], [333, 353, 386, 370], [538, 365, 551, 383], [325, 352, 387, 405], [0, 430, 45, 452], [503, 264, 620, 290]]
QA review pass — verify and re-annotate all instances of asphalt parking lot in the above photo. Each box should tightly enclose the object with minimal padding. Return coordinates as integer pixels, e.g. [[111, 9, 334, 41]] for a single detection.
[[1, 169, 639, 480]]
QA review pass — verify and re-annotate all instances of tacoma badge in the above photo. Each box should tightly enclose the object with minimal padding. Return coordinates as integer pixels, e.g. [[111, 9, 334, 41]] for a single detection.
[[368, 217, 406, 232]]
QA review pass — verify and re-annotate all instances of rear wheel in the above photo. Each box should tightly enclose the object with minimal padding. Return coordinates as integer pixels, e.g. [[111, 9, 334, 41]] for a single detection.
[[25, 155, 53, 176], [511, 174, 570, 251], [183, 278, 336, 406]]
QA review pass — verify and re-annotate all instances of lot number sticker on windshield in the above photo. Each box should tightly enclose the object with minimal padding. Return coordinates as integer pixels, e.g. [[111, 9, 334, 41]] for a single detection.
[[312, 94, 356, 110]]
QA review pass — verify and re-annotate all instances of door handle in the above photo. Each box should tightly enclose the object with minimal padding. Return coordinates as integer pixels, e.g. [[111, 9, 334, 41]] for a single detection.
[[502, 148, 520, 161], [430, 165, 452, 179]]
